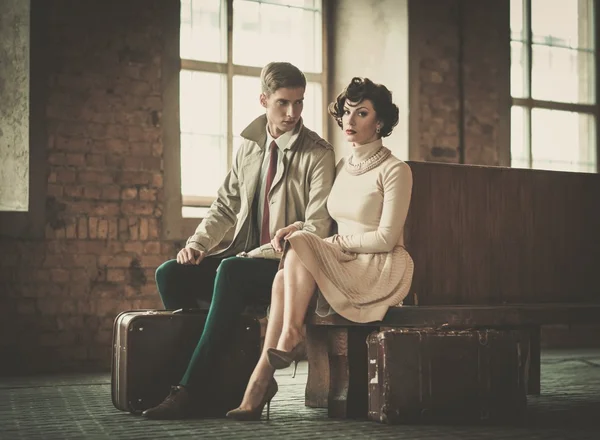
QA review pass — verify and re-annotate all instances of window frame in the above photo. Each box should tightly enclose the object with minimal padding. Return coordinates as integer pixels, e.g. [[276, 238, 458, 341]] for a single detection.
[[180, 0, 329, 209], [510, 0, 599, 173]]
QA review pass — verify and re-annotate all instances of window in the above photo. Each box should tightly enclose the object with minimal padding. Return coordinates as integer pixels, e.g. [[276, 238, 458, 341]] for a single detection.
[[179, 0, 325, 216], [511, 0, 597, 173]]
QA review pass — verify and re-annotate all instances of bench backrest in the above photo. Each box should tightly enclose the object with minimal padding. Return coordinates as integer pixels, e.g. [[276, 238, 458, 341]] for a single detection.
[[404, 161, 600, 305]]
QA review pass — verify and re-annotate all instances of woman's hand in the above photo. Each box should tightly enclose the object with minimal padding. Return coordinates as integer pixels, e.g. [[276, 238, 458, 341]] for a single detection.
[[176, 247, 205, 265], [271, 224, 300, 252]]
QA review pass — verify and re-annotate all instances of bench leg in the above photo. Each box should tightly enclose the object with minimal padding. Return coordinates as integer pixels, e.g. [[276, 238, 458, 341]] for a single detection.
[[527, 326, 541, 395], [305, 325, 329, 408], [327, 326, 377, 419]]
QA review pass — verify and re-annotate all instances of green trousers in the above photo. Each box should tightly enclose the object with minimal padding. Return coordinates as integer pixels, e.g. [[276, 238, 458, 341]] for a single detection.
[[155, 256, 279, 388]]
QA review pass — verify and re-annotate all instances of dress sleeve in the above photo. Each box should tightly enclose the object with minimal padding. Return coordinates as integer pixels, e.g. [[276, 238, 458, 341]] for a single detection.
[[334, 161, 412, 253]]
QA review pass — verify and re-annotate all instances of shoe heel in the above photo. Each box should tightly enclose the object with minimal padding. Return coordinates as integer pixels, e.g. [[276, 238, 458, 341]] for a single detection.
[[266, 399, 271, 421], [291, 360, 299, 378]]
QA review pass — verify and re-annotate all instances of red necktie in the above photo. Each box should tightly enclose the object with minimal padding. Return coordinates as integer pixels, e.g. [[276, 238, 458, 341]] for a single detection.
[[260, 141, 278, 245]]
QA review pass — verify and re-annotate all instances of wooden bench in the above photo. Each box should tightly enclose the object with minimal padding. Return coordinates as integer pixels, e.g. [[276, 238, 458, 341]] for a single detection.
[[303, 161, 600, 419]]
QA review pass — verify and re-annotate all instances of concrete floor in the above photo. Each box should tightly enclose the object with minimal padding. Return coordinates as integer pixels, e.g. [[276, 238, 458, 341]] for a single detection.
[[1, 349, 599, 439]]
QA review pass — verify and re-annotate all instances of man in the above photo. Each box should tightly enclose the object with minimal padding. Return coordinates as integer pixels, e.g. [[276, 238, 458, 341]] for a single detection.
[[142, 62, 335, 419]]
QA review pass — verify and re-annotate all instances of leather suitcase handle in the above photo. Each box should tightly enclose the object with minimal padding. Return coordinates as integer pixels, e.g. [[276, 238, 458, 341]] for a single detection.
[[172, 308, 208, 314]]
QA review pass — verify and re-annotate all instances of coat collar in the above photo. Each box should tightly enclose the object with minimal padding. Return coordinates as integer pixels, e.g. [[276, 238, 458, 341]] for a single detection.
[[240, 114, 305, 150]]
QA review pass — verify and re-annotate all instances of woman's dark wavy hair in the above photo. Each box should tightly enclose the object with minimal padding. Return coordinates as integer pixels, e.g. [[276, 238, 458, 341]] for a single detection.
[[328, 77, 399, 138]]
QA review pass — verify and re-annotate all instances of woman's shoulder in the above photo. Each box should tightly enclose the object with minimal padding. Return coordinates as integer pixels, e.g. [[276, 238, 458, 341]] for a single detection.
[[379, 153, 412, 185], [381, 152, 411, 172]]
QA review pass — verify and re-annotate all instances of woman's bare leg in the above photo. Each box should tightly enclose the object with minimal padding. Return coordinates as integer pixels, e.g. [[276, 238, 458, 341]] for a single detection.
[[236, 269, 285, 410], [277, 249, 316, 352]]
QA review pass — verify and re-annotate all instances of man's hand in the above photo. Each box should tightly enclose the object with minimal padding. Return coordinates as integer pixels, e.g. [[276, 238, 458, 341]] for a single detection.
[[177, 247, 205, 265], [271, 224, 300, 252]]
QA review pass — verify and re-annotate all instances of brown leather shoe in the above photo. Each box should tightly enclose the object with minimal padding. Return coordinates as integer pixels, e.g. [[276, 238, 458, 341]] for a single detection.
[[141, 386, 195, 420]]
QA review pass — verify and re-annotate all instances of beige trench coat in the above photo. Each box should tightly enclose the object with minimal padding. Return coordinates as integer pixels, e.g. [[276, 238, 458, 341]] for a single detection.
[[186, 115, 335, 259]]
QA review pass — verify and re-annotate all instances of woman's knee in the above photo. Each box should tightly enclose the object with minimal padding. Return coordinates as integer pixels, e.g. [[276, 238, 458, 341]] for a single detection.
[[272, 270, 284, 296]]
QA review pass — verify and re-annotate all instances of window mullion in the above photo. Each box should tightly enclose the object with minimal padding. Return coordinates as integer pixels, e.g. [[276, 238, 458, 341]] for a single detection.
[[321, 0, 329, 139], [227, 0, 234, 171], [525, 0, 533, 168]]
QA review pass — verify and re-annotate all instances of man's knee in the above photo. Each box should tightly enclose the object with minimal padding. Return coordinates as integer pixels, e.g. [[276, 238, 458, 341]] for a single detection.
[[155, 259, 179, 284], [215, 256, 247, 276]]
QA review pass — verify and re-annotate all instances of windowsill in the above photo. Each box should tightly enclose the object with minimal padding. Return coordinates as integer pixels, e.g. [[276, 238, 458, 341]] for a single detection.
[[182, 206, 210, 218]]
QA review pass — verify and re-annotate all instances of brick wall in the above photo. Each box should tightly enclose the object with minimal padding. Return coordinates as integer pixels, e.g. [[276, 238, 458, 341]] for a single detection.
[[0, 0, 177, 374], [408, 0, 511, 166]]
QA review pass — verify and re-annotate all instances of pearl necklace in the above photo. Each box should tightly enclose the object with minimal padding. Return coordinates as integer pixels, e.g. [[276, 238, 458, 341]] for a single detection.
[[345, 146, 392, 176]]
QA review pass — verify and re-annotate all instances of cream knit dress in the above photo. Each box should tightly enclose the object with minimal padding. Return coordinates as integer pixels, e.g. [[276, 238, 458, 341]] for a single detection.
[[287, 138, 414, 323]]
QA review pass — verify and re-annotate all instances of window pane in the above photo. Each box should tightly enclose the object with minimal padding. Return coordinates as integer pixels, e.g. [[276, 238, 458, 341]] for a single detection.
[[510, 106, 529, 169], [181, 134, 227, 198], [233, 0, 322, 73], [532, 45, 595, 104], [531, 0, 594, 49], [180, 71, 227, 199], [180, 0, 227, 62], [510, 0, 525, 41], [180, 70, 227, 135], [303, 82, 323, 136], [511, 42, 527, 98], [531, 109, 596, 173], [233, 76, 264, 137]]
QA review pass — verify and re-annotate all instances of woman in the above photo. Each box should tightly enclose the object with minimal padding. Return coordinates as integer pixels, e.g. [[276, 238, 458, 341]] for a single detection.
[[226, 77, 414, 421]]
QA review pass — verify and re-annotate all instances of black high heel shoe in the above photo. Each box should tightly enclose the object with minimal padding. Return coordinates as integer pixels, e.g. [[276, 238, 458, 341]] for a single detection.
[[225, 378, 278, 421], [267, 343, 304, 378]]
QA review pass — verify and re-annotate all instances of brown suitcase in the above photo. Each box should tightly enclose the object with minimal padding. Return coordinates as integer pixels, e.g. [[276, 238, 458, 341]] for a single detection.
[[367, 328, 528, 424], [111, 309, 260, 416]]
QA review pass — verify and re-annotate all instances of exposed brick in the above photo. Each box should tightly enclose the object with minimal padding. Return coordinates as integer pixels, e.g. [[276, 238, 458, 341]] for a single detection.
[[106, 269, 126, 283], [117, 171, 154, 186], [139, 218, 149, 240], [78, 170, 114, 185], [102, 185, 121, 200], [86, 153, 106, 167], [151, 173, 163, 188], [139, 187, 157, 201], [121, 201, 154, 216], [66, 201, 120, 217], [148, 218, 159, 239], [54, 168, 77, 183], [65, 153, 86, 167], [124, 242, 144, 254], [47, 183, 64, 198], [108, 219, 119, 240], [138, 255, 165, 268], [83, 186, 102, 200], [97, 219, 109, 239], [121, 187, 138, 200], [48, 152, 66, 165], [0, 0, 178, 374], [130, 142, 152, 156], [105, 139, 129, 155], [152, 142, 163, 157], [143, 241, 161, 254], [64, 185, 84, 198], [89, 217, 99, 239], [128, 217, 139, 240], [77, 217, 88, 239], [98, 255, 132, 268], [55, 135, 92, 152], [65, 223, 77, 239]]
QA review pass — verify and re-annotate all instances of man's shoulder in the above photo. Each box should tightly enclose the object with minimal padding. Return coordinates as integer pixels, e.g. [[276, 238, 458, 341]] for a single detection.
[[299, 126, 333, 152]]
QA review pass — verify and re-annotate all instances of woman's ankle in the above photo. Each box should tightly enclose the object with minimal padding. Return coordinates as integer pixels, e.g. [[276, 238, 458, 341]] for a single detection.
[[277, 327, 304, 351]]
